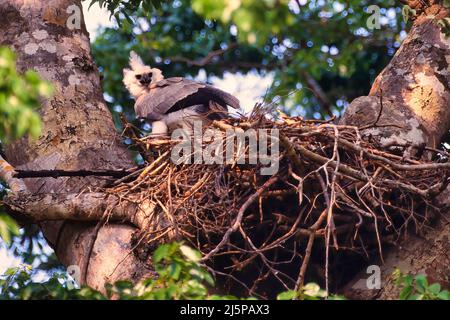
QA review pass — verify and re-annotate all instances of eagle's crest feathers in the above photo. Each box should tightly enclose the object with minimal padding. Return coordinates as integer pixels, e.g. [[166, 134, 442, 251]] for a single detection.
[[123, 51, 164, 98]]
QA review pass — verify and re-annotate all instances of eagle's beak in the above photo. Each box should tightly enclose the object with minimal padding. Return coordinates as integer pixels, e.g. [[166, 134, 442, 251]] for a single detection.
[[139, 73, 152, 86]]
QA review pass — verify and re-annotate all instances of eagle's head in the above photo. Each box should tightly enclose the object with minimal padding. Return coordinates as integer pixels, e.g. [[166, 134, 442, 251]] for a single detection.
[[123, 51, 164, 98]]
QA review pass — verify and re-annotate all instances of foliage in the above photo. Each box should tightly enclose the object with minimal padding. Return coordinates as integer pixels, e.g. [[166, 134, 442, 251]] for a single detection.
[[276, 283, 346, 300], [0, 183, 18, 245], [3, 243, 449, 300], [0, 47, 52, 143], [0, 265, 104, 300], [0, 214, 20, 246], [0, 242, 242, 300], [436, 17, 450, 37], [84, 0, 165, 24], [401, 5, 416, 23], [0, 46, 53, 248], [104, 242, 241, 300], [393, 269, 450, 300]]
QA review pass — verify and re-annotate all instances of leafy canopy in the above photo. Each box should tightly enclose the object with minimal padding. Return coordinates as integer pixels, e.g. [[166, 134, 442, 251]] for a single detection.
[[0, 0, 430, 299]]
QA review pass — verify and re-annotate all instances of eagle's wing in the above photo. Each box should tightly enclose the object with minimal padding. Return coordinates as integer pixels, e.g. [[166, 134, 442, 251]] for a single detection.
[[134, 77, 240, 121]]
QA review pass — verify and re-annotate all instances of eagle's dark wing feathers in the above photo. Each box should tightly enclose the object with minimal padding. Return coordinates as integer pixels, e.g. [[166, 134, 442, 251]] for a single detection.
[[135, 78, 239, 121]]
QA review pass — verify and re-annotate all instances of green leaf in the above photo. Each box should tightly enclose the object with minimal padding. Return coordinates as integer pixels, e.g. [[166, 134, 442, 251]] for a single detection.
[[303, 283, 327, 298], [408, 293, 423, 300], [0, 46, 49, 143], [203, 272, 215, 286], [150, 0, 162, 9], [402, 5, 416, 23], [179, 245, 201, 262], [4, 267, 18, 276], [277, 290, 297, 300], [0, 214, 20, 245], [403, 275, 414, 286], [169, 262, 182, 280]]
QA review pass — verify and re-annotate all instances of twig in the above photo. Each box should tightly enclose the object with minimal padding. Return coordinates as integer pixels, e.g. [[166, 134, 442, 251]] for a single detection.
[[202, 176, 278, 262]]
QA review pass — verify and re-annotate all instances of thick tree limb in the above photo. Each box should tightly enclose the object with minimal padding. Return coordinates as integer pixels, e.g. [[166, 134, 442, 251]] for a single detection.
[[4, 192, 153, 230]]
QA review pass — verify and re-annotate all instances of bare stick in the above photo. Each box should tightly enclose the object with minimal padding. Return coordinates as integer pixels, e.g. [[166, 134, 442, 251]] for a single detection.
[[202, 176, 278, 262]]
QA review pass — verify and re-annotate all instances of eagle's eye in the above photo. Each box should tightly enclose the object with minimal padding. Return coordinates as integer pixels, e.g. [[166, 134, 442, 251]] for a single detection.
[[135, 74, 142, 80]]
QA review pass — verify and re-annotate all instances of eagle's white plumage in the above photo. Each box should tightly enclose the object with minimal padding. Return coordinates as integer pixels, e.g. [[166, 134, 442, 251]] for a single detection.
[[123, 51, 164, 98], [123, 51, 239, 135]]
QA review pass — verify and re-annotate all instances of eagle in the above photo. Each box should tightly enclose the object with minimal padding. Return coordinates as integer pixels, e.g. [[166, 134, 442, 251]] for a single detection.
[[123, 51, 240, 135]]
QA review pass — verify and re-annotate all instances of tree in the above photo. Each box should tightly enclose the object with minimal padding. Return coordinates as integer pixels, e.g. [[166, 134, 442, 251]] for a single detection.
[[0, 0, 448, 298]]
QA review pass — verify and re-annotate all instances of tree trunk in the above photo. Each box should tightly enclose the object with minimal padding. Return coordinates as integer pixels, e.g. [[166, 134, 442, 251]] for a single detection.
[[1, 0, 448, 298], [0, 0, 152, 291], [341, 2, 450, 299]]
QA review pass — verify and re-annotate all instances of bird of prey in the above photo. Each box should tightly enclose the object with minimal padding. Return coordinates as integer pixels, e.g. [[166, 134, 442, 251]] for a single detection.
[[123, 51, 240, 135]]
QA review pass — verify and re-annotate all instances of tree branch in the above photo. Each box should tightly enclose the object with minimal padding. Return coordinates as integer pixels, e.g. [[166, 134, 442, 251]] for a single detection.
[[3, 192, 153, 230], [14, 168, 137, 179], [0, 155, 27, 193]]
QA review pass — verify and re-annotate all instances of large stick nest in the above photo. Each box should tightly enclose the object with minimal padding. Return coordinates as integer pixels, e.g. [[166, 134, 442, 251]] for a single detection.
[[107, 107, 449, 298]]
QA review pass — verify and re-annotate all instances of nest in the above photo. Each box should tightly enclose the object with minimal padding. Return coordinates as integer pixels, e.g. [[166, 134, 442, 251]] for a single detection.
[[106, 107, 449, 298]]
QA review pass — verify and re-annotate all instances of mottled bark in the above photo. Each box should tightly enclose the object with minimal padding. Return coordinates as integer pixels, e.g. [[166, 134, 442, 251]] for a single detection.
[[342, 3, 450, 299], [0, 0, 152, 291]]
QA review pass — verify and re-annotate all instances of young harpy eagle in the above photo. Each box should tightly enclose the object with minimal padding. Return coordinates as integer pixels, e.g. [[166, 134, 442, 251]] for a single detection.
[[123, 51, 240, 135]]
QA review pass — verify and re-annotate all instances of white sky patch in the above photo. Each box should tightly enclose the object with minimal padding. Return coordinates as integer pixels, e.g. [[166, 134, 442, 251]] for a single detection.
[[0, 244, 53, 283], [83, 3, 114, 39]]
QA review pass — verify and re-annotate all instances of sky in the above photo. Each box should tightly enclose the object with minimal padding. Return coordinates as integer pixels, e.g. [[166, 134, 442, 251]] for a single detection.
[[0, 2, 272, 276]]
